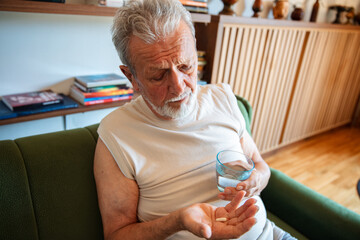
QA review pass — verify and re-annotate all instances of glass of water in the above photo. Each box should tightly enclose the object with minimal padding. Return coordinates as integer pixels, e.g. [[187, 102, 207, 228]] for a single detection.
[[216, 150, 255, 192]]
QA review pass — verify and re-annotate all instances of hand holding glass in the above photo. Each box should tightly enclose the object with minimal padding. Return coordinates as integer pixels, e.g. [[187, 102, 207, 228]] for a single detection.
[[216, 150, 255, 192]]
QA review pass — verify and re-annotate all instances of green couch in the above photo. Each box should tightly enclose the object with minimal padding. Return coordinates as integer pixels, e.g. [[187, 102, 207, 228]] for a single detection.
[[1, 97, 359, 240]]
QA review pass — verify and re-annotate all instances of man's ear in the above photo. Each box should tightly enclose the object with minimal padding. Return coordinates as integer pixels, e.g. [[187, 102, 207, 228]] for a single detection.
[[120, 65, 133, 81], [120, 65, 139, 91]]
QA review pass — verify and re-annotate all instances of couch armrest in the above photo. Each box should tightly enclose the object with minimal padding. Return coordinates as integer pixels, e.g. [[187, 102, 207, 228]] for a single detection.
[[262, 168, 360, 240]]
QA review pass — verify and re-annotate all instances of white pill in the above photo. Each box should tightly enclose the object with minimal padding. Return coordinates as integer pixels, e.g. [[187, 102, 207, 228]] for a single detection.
[[216, 217, 228, 222]]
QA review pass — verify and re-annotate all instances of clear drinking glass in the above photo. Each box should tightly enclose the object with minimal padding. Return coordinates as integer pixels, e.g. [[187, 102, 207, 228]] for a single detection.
[[216, 150, 255, 192]]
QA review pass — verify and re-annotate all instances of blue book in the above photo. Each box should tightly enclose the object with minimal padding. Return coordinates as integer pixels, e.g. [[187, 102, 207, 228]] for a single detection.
[[0, 102, 18, 120], [0, 94, 78, 120], [83, 94, 133, 102], [75, 73, 130, 88]]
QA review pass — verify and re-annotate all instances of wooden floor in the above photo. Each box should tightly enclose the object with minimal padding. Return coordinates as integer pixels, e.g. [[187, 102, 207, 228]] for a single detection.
[[263, 126, 360, 215]]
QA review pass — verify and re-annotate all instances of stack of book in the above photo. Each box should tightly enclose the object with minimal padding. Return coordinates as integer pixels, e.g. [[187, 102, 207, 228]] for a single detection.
[[179, 0, 208, 14], [0, 90, 78, 120], [197, 50, 207, 84], [70, 73, 134, 106]]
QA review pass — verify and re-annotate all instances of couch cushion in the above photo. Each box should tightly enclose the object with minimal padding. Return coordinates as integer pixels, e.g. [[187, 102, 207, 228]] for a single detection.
[[15, 129, 103, 240], [267, 211, 308, 240], [85, 123, 99, 141], [235, 95, 253, 135], [0, 140, 39, 240]]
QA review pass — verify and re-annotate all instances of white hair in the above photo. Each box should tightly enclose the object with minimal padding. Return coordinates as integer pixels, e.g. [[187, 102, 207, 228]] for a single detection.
[[111, 0, 195, 75]]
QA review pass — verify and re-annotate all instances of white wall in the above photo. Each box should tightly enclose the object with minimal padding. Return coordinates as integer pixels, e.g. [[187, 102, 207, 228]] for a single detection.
[[0, 11, 121, 96]]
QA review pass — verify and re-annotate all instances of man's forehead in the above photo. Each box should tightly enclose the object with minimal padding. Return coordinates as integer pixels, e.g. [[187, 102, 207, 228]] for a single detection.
[[147, 56, 194, 69]]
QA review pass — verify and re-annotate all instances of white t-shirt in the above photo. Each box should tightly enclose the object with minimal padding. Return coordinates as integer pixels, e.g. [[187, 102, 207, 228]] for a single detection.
[[98, 83, 270, 239]]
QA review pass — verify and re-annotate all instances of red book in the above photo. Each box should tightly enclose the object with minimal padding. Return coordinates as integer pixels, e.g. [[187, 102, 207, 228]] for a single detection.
[[1, 90, 63, 111], [71, 86, 133, 98]]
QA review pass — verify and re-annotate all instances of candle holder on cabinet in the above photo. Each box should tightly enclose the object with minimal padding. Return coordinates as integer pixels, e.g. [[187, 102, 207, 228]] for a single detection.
[[219, 0, 239, 16]]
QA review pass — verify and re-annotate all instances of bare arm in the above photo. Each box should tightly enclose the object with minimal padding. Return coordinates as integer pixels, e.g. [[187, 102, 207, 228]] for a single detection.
[[94, 138, 258, 240], [94, 138, 183, 240], [219, 131, 271, 200]]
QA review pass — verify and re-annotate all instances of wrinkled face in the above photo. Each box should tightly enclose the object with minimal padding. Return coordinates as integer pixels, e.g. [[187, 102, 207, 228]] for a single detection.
[[120, 21, 198, 120]]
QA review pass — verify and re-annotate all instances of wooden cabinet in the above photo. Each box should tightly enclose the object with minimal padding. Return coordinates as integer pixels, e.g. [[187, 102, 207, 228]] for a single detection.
[[207, 15, 360, 153]]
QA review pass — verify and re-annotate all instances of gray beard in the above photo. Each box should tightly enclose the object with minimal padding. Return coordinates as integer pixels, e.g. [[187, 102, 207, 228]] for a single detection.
[[143, 88, 197, 119]]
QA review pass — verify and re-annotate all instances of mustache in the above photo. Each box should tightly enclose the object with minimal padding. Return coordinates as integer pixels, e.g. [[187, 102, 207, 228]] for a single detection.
[[165, 88, 192, 103]]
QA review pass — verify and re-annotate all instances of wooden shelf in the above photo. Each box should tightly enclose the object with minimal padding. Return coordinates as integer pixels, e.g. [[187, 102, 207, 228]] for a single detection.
[[0, 0, 211, 23], [0, 93, 139, 126], [210, 14, 360, 31], [0, 0, 118, 16]]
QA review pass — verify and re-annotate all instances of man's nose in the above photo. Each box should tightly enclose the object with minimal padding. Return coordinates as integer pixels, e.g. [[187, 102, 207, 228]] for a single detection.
[[168, 68, 185, 95]]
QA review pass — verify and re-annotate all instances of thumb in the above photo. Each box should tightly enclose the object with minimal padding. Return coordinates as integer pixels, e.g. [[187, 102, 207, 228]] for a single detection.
[[200, 224, 212, 239]]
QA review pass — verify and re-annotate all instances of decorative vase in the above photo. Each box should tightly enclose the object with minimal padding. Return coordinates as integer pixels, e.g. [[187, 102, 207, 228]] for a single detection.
[[291, 7, 304, 21], [329, 5, 346, 24], [252, 0, 263, 18], [273, 0, 289, 20], [310, 0, 320, 22], [219, 0, 239, 16]]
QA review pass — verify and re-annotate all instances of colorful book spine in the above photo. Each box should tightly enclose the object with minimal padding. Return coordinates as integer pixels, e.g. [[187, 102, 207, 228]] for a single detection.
[[74, 81, 128, 93], [72, 86, 133, 98], [70, 85, 134, 106], [83, 94, 133, 102], [179, 0, 207, 8], [83, 95, 133, 106]]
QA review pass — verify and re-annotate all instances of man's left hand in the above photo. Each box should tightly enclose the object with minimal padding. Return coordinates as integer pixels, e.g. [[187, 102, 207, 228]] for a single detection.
[[218, 169, 262, 201]]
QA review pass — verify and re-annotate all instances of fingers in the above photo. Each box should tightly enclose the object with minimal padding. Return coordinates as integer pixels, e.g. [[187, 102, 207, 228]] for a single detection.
[[236, 182, 247, 191], [200, 224, 212, 239], [224, 191, 246, 213], [218, 187, 238, 201], [238, 217, 257, 234], [237, 170, 260, 197], [237, 204, 258, 222], [226, 203, 259, 226], [218, 173, 259, 200], [218, 185, 257, 201], [217, 217, 257, 239], [227, 197, 257, 220]]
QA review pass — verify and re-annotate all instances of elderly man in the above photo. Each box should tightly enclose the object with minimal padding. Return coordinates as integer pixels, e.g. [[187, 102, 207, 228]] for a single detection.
[[94, 0, 294, 239]]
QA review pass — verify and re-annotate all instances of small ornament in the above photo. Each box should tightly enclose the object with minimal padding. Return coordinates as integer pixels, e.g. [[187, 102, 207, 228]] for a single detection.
[[291, 6, 304, 21], [273, 0, 290, 20], [252, 0, 263, 18], [310, 0, 320, 22]]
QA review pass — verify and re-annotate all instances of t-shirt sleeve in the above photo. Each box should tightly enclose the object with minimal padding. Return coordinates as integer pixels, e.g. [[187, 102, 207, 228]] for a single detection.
[[97, 117, 136, 180], [221, 83, 246, 139]]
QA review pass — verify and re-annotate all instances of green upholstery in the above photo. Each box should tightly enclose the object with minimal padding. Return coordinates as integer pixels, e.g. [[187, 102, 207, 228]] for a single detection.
[[0, 130, 104, 240], [0, 140, 38, 240], [236, 95, 253, 135], [1, 96, 359, 240]]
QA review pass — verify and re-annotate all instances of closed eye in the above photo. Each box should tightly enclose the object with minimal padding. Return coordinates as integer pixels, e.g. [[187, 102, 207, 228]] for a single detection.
[[180, 65, 193, 72], [151, 71, 166, 81]]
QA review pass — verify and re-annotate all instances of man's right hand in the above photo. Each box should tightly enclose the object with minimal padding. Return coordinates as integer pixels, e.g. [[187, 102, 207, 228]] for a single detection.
[[180, 191, 258, 239]]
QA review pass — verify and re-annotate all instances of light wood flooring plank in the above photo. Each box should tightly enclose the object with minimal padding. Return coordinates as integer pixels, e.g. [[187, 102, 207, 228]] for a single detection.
[[264, 126, 360, 214]]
